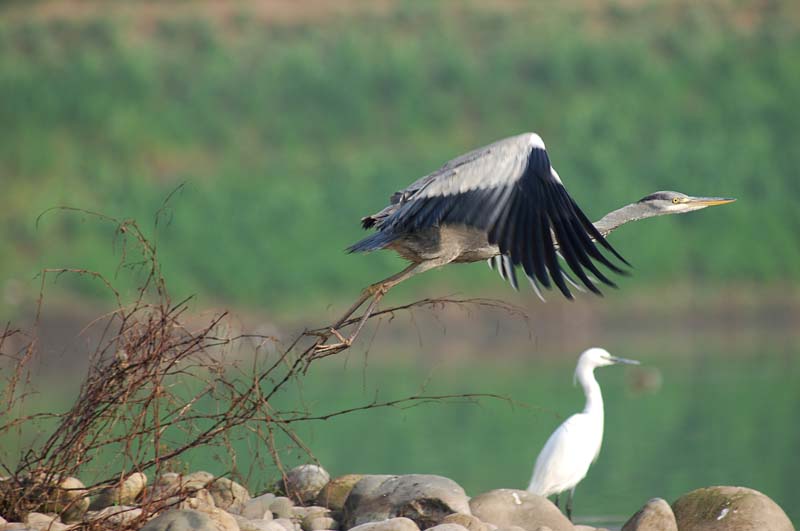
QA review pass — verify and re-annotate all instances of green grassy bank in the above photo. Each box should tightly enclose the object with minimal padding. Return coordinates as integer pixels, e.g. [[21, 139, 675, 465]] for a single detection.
[[1, 1, 799, 315]]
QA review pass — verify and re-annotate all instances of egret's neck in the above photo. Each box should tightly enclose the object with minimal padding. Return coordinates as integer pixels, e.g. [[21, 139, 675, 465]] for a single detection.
[[577, 366, 604, 418], [593, 202, 661, 237]]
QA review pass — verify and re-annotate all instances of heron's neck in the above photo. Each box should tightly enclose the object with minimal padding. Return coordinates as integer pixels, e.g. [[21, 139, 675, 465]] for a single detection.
[[593, 202, 661, 237], [578, 368, 604, 418]]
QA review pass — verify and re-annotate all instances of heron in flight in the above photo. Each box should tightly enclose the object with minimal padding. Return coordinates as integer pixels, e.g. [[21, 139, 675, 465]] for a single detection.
[[313, 133, 733, 354], [527, 347, 639, 520]]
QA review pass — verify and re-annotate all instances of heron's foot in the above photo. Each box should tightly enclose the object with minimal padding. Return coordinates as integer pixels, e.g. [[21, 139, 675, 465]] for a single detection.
[[311, 328, 352, 356], [365, 281, 390, 297]]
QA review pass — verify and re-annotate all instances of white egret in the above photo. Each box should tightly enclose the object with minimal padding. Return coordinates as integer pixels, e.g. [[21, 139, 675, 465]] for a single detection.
[[527, 347, 639, 520]]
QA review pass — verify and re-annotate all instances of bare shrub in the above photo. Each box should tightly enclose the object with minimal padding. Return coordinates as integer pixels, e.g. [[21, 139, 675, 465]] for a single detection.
[[0, 202, 525, 528]]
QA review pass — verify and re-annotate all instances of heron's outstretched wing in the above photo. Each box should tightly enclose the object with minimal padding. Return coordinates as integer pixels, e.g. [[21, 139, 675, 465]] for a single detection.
[[382, 132, 628, 298]]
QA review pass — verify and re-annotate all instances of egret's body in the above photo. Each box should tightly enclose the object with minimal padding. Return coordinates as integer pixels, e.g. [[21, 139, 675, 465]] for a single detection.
[[527, 348, 639, 520]]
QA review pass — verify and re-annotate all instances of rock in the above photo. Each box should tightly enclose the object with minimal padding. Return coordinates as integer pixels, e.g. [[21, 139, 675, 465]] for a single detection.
[[41, 476, 90, 523], [622, 498, 677, 531], [1, 523, 33, 530], [141, 509, 218, 531], [180, 488, 218, 512], [210, 477, 251, 511], [303, 515, 338, 531], [152, 472, 183, 496], [234, 517, 286, 531], [184, 471, 216, 491], [241, 493, 277, 520], [269, 497, 295, 519], [441, 513, 488, 531], [234, 515, 284, 531], [469, 489, 572, 531], [349, 517, 421, 531], [426, 524, 469, 531], [315, 474, 364, 512], [283, 465, 331, 505], [24, 512, 68, 531], [672, 486, 794, 531], [0, 515, 6, 525], [90, 472, 147, 509], [86, 505, 143, 526], [343, 474, 470, 530], [274, 517, 299, 531], [206, 507, 241, 531]]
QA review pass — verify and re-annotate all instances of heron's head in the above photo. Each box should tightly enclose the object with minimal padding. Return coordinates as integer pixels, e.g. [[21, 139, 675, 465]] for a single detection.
[[637, 191, 736, 215], [576, 347, 640, 376]]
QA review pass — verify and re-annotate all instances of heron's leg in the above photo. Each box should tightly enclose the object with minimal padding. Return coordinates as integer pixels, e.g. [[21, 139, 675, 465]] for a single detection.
[[312, 263, 425, 356], [565, 488, 575, 521]]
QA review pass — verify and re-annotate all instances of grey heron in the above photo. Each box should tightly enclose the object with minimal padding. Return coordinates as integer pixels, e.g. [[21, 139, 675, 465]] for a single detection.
[[527, 347, 640, 520], [313, 132, 733, 354]]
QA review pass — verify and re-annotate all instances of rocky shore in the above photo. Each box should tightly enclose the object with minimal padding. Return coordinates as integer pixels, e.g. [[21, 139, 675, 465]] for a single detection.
[[0, 465, 794, 531]]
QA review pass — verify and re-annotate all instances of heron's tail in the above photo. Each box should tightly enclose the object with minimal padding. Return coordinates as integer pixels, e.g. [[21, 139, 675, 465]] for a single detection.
[[346, 231, 397, 253]]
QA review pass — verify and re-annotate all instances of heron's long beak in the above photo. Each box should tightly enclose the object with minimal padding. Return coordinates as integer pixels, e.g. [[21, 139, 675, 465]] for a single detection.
[[687, 196, 737, 207], [609, 355, 640, 365]]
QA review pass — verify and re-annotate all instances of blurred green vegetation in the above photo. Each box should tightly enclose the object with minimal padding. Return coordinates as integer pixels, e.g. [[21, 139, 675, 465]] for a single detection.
[[1, 1, 799, 314]]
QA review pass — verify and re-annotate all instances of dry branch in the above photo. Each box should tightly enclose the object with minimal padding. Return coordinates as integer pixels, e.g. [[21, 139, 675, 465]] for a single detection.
[[0, 205, 531, 527]]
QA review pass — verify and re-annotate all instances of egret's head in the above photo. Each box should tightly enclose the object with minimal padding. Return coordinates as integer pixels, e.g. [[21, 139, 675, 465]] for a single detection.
[[576, 347, 640, 375], [637, 191, 736, 215]]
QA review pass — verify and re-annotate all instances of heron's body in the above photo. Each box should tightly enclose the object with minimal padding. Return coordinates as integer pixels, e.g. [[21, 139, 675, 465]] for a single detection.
[[349, 131, 734, 300], [388, 224, 500, 264], [527, 348, 639, 520]]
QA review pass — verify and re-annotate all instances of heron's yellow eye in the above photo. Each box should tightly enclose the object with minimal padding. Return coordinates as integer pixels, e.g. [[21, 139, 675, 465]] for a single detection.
[[672, 197, 681, 204]]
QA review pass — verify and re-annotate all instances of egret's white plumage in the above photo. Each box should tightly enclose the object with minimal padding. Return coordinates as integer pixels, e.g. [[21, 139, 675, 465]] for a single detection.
[[527, 347, 639, 519]]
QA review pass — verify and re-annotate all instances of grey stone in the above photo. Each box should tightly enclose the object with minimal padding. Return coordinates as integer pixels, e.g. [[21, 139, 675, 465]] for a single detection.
[[275, 517, 299, 531], [270, 497, 295, 519], [179, 488, 217, 512], [469, 489, 572, 531], [86, 505, 143, 526], [349, 517, 421, 531], [303, 516, 338, 531], [141, 509, 218, 531], [40, 476, 90, 523], [234, 516, 285, 531], [622, 498, 677, 531], [205, 507, 242, 531], [672, 486, 794, 531], [241, 493, 277, 520], [210, 477, 251, 511], [441, 513, 488, 531], [425, 524, 469, 531], [184, 471, 216, 491], [283, 465, 331, 505], [24, 512, 68, 531], [90, 472, 147, 510], [315, 474, 364, 512], [343, 474, 470, 530]]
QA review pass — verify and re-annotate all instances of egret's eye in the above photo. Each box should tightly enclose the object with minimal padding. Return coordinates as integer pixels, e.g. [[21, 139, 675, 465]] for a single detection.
[[672, 197, 681, 204]]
